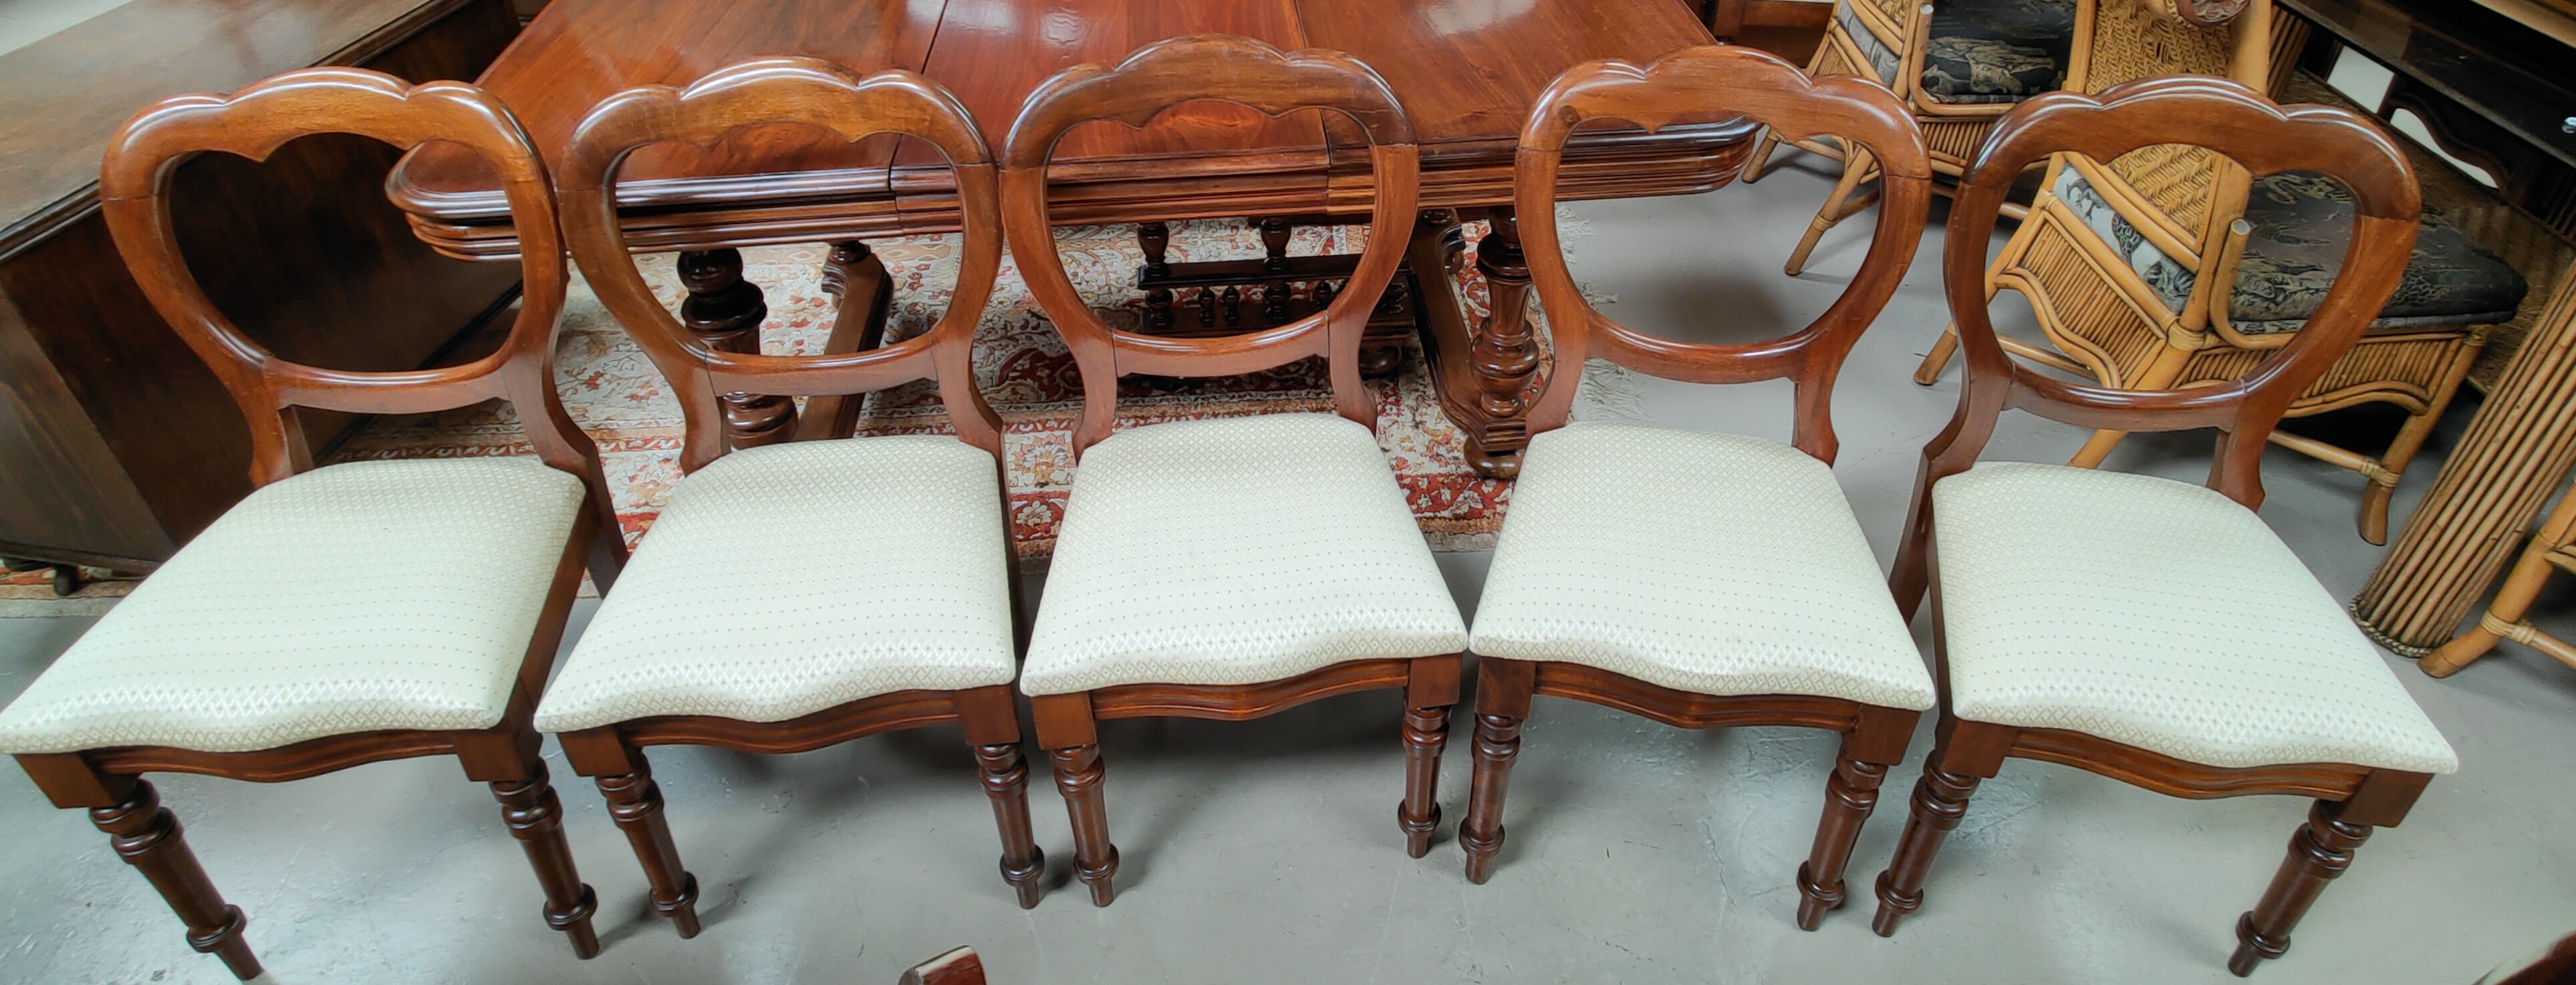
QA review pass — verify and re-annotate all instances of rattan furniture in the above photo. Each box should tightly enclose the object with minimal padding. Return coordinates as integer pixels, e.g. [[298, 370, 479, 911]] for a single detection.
[[1874, 76, 2456, 976], [1454, 45, 1938, 932], [541, 59, 1047, 931], [2418, 465, 2576, 677], [0, 68, 628, 978], [1741, 0, 2085, 275], [1002, 35, 1468, 907], [1910, 0, 2529, 544]]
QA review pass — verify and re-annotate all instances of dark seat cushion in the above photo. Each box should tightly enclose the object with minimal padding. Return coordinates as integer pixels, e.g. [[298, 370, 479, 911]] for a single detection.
[[1920, 0, 2077, 104], [2230, 172, 2531, 333]]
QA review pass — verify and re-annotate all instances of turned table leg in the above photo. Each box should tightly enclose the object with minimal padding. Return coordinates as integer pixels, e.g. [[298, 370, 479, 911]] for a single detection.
[[677, 248, 793, 449], [1410, 208, 1542, 479]]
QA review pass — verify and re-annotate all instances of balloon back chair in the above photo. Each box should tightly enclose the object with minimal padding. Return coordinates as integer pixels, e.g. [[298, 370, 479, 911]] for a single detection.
[[541, 58, 1046, 930], [1878, 76, 2458, 976], [1910, 0, 2527, 544], [1456, 45, 1940, 932], [1000, 35, 1467, 907], [0, 68, 628, 978]]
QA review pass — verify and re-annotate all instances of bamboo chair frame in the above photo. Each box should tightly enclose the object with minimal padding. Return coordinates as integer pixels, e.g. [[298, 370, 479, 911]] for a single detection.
[[2419, 467, 2576, 677], [1911, 0, 2495, 544], [1740, 0, 2095, 274]]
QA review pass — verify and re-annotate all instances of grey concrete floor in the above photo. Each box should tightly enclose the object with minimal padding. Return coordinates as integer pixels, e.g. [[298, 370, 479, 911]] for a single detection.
[[5, 157, 2575, 985]]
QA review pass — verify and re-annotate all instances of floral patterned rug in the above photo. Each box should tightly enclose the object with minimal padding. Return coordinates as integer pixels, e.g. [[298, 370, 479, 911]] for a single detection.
[[4, 216, 1634, 613]]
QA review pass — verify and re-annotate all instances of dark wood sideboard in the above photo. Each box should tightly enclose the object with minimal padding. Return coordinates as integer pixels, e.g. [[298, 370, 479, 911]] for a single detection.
[[0, 0, 524, 573]]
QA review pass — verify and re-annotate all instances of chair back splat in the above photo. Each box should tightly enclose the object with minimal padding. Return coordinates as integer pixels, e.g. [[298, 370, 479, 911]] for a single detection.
[[558, 58, 1007, 473], [99, 67, 624, 585], [1519, 45, 1933, 461], [1000, 34, 1420, 455], [1892, 75, 2420, 613]]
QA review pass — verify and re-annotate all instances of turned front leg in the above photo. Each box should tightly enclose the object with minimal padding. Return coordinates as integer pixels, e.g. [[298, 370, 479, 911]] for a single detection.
[[1872, 762, 1982, 936], [974, 742, 1047, 909], [1797, 752, 1892, 930], [1398, 704, 1452, 859], [1047, 743, 1119, 907], [594, 761, 701, 938], [489, 760, 602, 958], [92, 778, 261, 980], [2229, 801, 2372, 976], [677, 248, 793, 448]]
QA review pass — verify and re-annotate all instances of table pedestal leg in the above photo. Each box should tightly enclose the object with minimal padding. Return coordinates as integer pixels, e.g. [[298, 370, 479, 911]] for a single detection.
[[677, 248, 793, 449], [1414, 208, 1541, 479], [2355, 263, 2576, 655]]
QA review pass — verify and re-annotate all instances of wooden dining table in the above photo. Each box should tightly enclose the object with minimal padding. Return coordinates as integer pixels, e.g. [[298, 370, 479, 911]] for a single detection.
[[389, 0, 1756, 477]]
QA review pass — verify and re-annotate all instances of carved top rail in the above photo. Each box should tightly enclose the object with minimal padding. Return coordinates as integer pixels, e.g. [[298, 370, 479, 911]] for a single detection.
[[1515, 45, 1933, 463]]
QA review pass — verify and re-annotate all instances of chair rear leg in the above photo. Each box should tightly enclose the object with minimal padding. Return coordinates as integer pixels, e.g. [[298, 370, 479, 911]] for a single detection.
[[92, 778, 262, 979], [1785, 144, 1876, 276]]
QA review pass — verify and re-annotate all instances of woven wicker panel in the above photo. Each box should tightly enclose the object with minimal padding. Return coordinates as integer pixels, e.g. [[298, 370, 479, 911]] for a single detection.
[[2106, 143, 2220, 237], [1866, 0, 1916, 31], [1922, 118, 1996, 169], [2016, 214, 2168, 385], [1813, 29, 1867, 80], [2181, 333, 2464, 407], [2080, 0, 2238, 239]]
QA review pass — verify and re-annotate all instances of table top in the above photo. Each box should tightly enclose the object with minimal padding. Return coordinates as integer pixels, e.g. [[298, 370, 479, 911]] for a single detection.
[[391, 0, 1755, 255], [0, 0, 465, 257]]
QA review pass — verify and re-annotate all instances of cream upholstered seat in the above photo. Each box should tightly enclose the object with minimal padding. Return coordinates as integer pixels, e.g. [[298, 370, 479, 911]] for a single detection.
[[535, 436, 1017, 732], [1019, 413, 1466, 697], [1932, 461, 2457, 774], [0, 457, 584, 755], [1470, 425, 1936, 711]]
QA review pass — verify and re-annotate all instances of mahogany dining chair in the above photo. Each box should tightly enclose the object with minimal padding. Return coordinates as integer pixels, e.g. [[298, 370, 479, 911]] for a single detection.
[[539, 58, 1045, 931], [1872, 76, 2457, 976], [1455, 45, 1938, 930], [1000, 35, 1467, 907], [0, 68, 627, 978]]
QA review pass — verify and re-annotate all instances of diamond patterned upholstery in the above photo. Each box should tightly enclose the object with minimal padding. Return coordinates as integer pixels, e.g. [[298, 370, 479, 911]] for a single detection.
[[0, 458, 585, 754], [1932, 462, 2458, 773], [534, 437, 1017, 733], [1019, 414, 1466, 697], [1470, 425, 1936, 711]]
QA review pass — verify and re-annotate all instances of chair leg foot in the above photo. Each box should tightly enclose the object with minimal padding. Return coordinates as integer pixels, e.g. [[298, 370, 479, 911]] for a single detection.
[[1913, 326, 1961, 385], [1049, 743, 1118, 907], [1398, 703, 1451, 859], [491, 761, 602, 958], [2228, 801, 2371, 976], [594, 763, 702, 938], [1458, 711, 1524, 885], [92, 778, 263, 980], [975, 742, 1047, 909], [1871, 763, 1980, 937], [1795, 754, 1890, 931]]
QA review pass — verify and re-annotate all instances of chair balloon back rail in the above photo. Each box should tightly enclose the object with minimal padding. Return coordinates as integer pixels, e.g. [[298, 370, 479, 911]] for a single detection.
[[999, 34, 1421, 454], [1517, 45, 1934, 461], [557, 58, 1007, 472]]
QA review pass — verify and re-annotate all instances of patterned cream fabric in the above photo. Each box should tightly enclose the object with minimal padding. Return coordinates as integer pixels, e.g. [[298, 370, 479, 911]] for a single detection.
[[1933, 462, 2458, 773], [1469, 425, 1936, 711], [0, 459, 584, 754], [535, 437, 1017, 732], [1019, 414, 1467, 696]]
